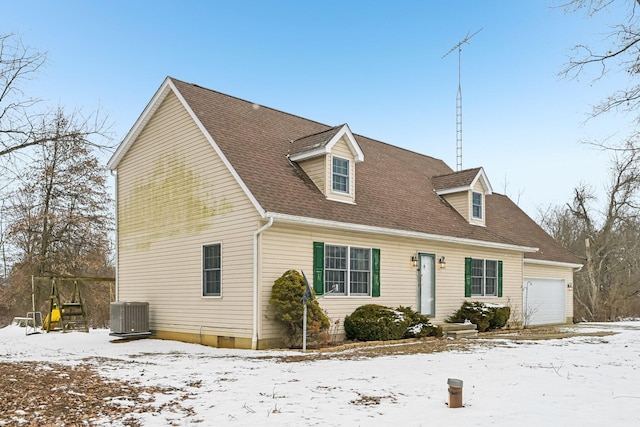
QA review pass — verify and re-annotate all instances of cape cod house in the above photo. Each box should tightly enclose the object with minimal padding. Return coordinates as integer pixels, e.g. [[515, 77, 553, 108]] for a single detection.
[[107, 77, 582, 349]]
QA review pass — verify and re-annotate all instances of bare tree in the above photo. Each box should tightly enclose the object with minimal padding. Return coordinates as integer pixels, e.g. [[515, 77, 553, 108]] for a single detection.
[[6, 108, 113, 276], [547, 1, 640, 320], [0, 33, 112, 163], [0, 33, 45, 151], [540, 146, 640, 320], [558, 1, 640, 138], [0, 33, 116, 327], [0, 200, 8, 279], [0, 108, 114, 326]]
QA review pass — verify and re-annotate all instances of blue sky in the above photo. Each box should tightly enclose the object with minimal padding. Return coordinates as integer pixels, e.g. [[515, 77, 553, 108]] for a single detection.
[[1, 0, 632, 218]]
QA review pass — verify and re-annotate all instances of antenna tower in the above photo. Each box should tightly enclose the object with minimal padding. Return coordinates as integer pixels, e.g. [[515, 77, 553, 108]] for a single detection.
[[442, 28, 482, 171]]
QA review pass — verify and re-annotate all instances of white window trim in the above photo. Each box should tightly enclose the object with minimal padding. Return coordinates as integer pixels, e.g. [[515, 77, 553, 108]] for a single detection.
[[326, 196, 356, 205], [472, 191, 483, 220], [202, 242, 222, 298], [324, 243, 372, 297], [471, 258, 498, 297], [331, 156, 350, 194]]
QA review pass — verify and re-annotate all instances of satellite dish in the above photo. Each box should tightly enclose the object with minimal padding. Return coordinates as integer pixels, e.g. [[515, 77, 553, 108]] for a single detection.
[[301, 270, 314, 302]]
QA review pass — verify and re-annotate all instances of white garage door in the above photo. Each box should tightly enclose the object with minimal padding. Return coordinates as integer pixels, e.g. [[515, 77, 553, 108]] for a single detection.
[[523, 278, 566, 326]]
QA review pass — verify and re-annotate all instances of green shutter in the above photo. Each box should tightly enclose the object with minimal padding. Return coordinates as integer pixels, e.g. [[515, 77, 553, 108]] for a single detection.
[[313, 242, 324, 295], [498, 260, 503, 297], [372, 248, 381, 297], [464, 257, 472, 297]]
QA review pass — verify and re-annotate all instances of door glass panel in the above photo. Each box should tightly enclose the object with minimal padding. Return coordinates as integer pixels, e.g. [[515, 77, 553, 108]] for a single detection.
[[420, 255, 435, 316]]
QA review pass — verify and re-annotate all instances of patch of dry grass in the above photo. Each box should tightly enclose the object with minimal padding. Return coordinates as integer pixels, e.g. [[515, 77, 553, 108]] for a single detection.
[[264, 325, 618, 362]]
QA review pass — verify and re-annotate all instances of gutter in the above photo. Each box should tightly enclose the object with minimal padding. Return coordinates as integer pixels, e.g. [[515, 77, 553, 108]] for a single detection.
[[266, 212, 538, 253], [524, 258, 584, 270], [252, 216, 274, 350], [110, 170, 119, 302]]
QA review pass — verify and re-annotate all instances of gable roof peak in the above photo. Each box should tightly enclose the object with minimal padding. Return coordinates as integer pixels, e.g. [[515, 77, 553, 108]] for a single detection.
[[432, 166, 493, 195], [289, 124, 344, 152], [289, 123, 364, 162]]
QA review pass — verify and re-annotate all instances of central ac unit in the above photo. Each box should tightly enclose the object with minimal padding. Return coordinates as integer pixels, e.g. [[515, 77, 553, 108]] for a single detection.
[[110, 302, 150, 337]]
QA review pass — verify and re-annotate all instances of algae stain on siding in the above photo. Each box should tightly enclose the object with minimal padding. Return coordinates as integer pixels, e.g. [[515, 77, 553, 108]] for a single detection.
[[120, 155, 232, 250]]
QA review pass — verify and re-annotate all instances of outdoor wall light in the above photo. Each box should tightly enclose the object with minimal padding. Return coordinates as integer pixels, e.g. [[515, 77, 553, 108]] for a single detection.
[[438, 256, 446, 269], [411, 254, 418, 267], [567, 282, 573, 290]]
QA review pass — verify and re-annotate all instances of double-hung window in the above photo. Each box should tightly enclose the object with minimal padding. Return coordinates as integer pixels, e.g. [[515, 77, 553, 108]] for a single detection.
[[332, 157, 350, 193], [325, 245, 348, 294], [465, 257, 502, 297], [472, 192, 483, 219], [349, 247, 371, 295], [324, 245, 371, 295], [313, 242, 379, 297], [203, 244, 221, 296]]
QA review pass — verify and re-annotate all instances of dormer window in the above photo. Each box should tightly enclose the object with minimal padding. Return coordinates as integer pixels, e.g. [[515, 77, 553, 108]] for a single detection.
[[472, 191, 483, 219], [332, 156, 350, 193], [433, 168, 492, 226], [289, 124, 363, 204]]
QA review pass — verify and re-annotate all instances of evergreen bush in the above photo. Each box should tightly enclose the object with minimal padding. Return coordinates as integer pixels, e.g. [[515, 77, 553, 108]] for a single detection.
[[446, 301, 511, 332], [396, 306, 443, 338], [344, 304, 442, 341], [269, 270, 330, 348], [344, 304, 406, 341], [489, 305, 512, 329]]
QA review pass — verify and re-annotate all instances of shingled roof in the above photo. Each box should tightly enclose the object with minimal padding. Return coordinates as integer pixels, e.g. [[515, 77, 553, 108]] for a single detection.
[[289, 125, 344, 157], [432, 168, 487, 193], [111, 77, 581, 265], [486, 194, 584, 264]]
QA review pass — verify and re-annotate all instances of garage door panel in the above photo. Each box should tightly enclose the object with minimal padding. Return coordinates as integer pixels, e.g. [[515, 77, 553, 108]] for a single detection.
[[524, 278, 565, 326]]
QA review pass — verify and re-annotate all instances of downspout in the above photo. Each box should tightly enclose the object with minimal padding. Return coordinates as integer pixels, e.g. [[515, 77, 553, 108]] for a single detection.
[[110, 170, 119, 302], [252, 216, 274, 350]]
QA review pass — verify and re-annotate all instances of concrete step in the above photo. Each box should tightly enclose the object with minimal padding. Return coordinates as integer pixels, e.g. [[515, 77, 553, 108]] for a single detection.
[[440, 322, 478, 339], [446, 329, 478, 339]]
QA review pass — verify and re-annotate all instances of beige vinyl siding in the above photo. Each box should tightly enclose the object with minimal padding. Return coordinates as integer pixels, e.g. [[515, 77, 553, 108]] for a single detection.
[[258, 223, 524, 340], [116, 91, 262, 338], [259, 224, 416, 339], [443, 192, 469, 221], [524, 262, 575, 322], [435, 245, 522, 319], [298, 155, 326, 195], [328, 137, 356, 203]]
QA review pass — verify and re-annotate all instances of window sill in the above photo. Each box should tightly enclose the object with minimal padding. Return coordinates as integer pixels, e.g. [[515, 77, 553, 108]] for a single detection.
[[326, 196, 356, 205], [322, 295, 371, 298], [469, 221, 486, 227]]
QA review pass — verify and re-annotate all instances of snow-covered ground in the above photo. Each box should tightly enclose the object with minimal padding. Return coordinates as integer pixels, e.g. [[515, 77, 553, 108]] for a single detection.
[[1, 322, 639, 426]]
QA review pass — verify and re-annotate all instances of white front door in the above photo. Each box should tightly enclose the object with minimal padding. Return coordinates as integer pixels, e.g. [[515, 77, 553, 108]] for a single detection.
[[419, 254, 435, 316]]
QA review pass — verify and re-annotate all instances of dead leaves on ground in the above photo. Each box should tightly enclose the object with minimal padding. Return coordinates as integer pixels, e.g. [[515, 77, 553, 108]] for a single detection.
[[0, 361, 187, 426]]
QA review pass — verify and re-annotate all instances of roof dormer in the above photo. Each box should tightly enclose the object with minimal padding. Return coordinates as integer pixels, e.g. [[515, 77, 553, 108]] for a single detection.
[[432, 167, 493, 226], [289, 124, 364, 204]]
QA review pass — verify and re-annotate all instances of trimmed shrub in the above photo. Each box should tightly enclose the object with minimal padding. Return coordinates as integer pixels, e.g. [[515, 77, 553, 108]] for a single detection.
[[446, 301, 511, 332], [344, 304, 442, 341], [344, 304, 406, 341], [269, 270, 330, 348], [396, 306, 443, 338], [489, 304, 511, 329]]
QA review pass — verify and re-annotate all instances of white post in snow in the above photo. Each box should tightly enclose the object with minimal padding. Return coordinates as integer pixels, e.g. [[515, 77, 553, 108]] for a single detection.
[[301, 271, 314, 353], [302, 298, 308, 353]]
